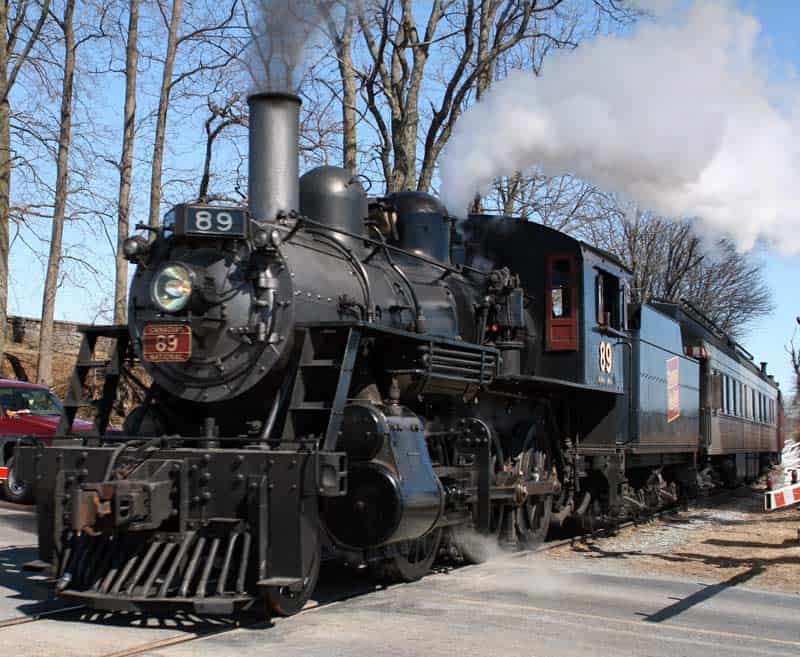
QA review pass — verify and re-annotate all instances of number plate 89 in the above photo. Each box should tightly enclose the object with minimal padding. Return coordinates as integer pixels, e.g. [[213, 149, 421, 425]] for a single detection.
[[142, 324, 191, 362], [184, 206, 246, 237]]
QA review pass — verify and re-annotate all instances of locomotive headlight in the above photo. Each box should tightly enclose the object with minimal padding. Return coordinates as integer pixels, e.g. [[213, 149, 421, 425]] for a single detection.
[[151, 263, 194, 313]]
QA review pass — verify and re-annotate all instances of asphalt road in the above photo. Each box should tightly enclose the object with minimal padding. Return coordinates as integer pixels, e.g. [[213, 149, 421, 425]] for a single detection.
[[0, 503, 797, 657]]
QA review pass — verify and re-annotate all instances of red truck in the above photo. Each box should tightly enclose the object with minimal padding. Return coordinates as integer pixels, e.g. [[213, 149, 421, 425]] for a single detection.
[[0, 378, 92, 503]]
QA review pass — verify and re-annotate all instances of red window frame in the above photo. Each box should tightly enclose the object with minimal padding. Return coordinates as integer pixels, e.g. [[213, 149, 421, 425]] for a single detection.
[[545, 253, 579, 351]]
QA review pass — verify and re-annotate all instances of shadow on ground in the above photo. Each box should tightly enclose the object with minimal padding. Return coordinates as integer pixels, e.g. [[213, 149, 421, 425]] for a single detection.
[[638, 565, 765, 623]]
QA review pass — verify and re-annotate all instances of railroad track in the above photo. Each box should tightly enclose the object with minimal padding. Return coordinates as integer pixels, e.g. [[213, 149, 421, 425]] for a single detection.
[[530, 488, 735, 555], [0, 490, 740, 656], [0, 571, 377, 657], [0, 603, 84, 628]]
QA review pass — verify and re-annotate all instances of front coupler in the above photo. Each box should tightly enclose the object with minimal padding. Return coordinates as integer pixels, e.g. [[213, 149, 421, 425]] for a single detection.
[[16, 440, 347, 614]]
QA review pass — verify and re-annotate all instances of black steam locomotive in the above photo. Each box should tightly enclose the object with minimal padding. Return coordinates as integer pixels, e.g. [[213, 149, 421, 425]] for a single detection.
[[17, 93, 782, 617]]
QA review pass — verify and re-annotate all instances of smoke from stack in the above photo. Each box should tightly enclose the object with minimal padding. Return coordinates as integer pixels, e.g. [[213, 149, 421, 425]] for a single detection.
[[247, 0, 343, 94], [439, 1, 800, 254], [245, 0, 352, 219]]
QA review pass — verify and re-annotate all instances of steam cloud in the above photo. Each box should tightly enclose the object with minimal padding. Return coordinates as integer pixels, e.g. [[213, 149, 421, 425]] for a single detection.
[[439, 1, 800, 253], [247, 0, 342, 93]]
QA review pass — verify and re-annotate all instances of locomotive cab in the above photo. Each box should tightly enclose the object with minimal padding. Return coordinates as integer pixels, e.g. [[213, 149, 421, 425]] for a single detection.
[[457, 214, 629, 394]]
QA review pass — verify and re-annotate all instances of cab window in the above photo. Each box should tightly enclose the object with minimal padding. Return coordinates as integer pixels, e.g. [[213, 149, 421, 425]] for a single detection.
[[595, 272, 621, 329], [545, 254, 578, 351], [551, 260, 572, 318]]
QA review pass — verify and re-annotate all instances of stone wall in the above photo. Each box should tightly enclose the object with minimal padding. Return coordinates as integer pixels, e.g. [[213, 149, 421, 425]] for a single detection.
[[0, 317, 133, 422], [0, 315, 92, 389], [5, 315, 86, 354]]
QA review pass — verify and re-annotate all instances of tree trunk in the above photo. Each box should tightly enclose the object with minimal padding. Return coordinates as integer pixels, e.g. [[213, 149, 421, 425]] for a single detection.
[[147, 0, 183, 229], [338, 6, 356, 175], [0, 2, 9, 368], [37, 0, 76, 385], [114, 0, 140, 324]]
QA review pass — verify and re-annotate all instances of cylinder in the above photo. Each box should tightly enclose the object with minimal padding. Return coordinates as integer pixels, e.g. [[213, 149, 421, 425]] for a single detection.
[[248, 92, 301, 222], [336, 403, 386, 461]]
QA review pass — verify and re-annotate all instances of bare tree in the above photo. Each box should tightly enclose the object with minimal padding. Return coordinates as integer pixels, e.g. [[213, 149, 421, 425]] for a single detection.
[[354, 0, 590, 194], [147, 0, 183, 229], [146, 0, 242, 229], [114, 0, 140, 324], [0, 0, 51, 367], [485, 170, 617, 233], [198, 93, 245, 201], [581, 206, 774, 337], [789, 319, 800, 402], [37, 0, 77, 385], [321, 1, 357, 175]]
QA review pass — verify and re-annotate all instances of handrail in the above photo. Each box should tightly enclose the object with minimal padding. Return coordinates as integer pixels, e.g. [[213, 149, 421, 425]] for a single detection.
[[274, 212, 490, 279]]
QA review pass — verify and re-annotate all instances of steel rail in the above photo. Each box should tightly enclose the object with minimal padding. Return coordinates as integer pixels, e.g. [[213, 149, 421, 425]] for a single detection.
[[93, 582, 377, 657], [0, 604, 85, 629], [527, 489, 733, 556]]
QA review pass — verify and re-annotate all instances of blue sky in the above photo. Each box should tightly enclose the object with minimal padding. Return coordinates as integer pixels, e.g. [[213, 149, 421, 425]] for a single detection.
[[6, 0, 800, 396], [735, 1, 799, 397]]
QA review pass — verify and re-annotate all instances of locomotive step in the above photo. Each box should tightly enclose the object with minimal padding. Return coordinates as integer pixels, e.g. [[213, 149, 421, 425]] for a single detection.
[[60, 589, 253, 615], [256, 577, 304, 587]]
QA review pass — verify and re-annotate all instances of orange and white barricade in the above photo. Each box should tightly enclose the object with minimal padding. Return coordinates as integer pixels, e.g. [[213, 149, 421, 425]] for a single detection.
[[764, 480, 800, 511]]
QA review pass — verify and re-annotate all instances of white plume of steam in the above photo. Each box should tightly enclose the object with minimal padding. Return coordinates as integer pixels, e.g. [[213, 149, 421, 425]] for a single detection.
[[247, 0, 343, 94], [439, 1, 800, 254], [782, 439, 800, 486]]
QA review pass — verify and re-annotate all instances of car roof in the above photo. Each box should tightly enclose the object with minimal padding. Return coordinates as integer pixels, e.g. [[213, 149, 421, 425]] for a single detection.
[[0, 379, 49, 390]]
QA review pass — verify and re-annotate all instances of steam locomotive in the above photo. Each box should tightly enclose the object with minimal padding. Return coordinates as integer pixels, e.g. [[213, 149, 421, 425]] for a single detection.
[[17, 92, 783, 618]]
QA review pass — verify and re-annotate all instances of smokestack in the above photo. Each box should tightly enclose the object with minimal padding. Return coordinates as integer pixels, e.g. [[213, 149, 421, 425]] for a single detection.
[[248, 92, 301, 222], [761, 361, 768, 375]]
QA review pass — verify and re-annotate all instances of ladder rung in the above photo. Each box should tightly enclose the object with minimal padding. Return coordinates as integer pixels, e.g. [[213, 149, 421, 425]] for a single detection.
[[290, 402, 330, 411], [63, 399, 98, 409], [77, 360, 110, 368], [78, 324, 128, 336], [302, 359, 338, 368]]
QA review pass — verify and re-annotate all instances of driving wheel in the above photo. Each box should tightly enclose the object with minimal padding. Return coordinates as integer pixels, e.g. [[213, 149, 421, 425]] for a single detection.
[[265, 542, 321, 617], [515, 425, 553, 549], [374, 528, 443, 583]]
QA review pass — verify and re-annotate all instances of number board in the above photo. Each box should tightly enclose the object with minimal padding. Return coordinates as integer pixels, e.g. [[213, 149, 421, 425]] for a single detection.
[[173, 204, 247, 238], [142, 324, 191, 363]]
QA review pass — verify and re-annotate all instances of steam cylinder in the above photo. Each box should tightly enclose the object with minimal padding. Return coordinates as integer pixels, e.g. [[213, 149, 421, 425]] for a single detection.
[[323, 404, 444, 548], [248, 92, 301, 222]]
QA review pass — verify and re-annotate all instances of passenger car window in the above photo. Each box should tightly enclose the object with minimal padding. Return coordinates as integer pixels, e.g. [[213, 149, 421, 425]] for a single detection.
[[722, 376, 728, 414]]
